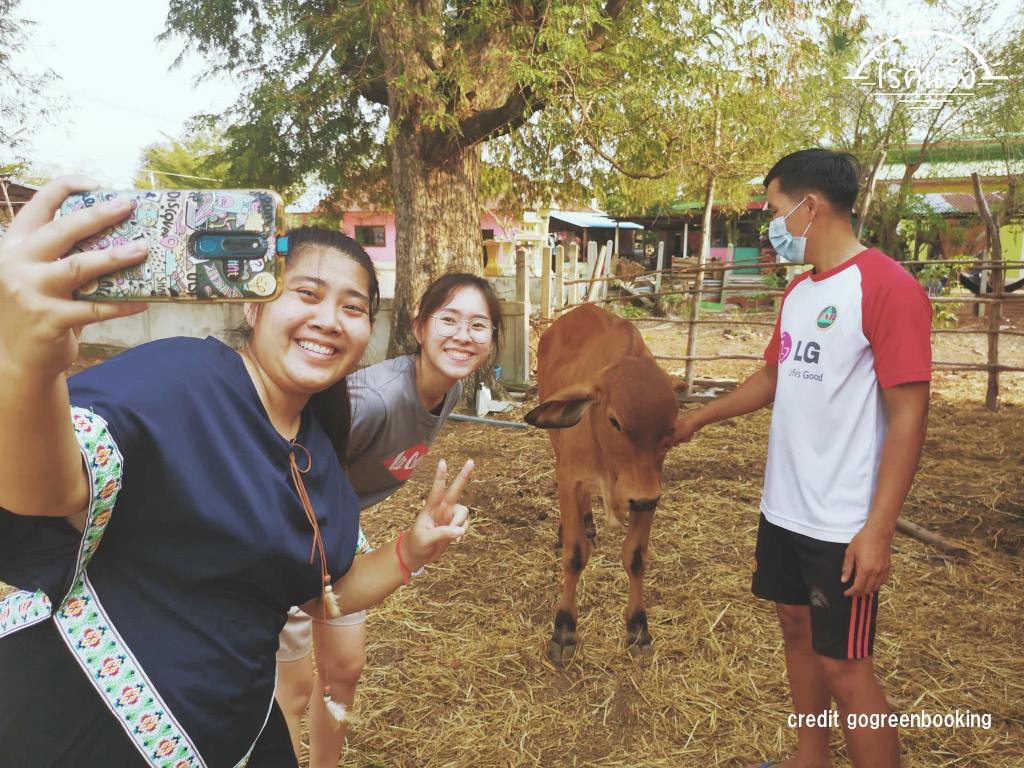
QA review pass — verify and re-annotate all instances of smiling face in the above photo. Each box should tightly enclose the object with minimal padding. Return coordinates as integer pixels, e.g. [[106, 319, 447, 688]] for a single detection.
[[245, 244, 373, 407], [413, 285, 494, 383]]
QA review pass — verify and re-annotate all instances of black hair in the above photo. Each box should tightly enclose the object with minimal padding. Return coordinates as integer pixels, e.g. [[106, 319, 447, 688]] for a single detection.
[[413, 273, 504, 356], [286, 226, 381, 322], [763, 148, 861, 212], [242, 226, 380, 465]]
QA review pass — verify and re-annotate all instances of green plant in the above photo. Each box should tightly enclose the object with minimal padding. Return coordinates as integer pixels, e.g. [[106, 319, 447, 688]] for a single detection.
[[762, 270, 787, 290], [916, 261, 962, 297], [933, 303, 962, 329], [657, 293, 688, 317], [617, 304, 648, 319]]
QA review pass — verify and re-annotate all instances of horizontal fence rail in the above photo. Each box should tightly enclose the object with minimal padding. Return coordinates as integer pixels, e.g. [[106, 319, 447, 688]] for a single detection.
[[521, 225, 1022, 407]]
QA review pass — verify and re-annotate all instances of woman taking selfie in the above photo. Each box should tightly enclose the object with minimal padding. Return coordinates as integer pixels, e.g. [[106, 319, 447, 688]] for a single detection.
[[0, 178, 473, 768], [276, 273, 503, 767]]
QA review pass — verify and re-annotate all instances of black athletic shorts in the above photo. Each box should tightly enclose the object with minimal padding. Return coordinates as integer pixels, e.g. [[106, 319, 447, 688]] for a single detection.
[[751, 513, 878, 660]]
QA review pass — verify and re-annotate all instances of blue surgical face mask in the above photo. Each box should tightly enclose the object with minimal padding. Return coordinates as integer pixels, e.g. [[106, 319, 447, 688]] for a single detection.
[[768, 196, 811, 264]]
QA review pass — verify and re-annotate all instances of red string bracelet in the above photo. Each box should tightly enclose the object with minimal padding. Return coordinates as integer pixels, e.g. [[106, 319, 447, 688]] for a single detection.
[[395, 531, 412, 585]]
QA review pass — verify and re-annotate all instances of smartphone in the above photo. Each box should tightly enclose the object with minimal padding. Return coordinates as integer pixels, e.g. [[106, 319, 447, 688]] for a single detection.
[[58, 188, 287, 302]]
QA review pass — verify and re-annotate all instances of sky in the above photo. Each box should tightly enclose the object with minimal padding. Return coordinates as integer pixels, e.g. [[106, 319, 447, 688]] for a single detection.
[[3, 0, 237, 187], [2, 0, 1020, 189]]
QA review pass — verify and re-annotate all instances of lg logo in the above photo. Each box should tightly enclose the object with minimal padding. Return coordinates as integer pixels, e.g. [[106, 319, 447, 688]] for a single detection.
[[779, 332, 821, 365], [795, 340, 820, 364]]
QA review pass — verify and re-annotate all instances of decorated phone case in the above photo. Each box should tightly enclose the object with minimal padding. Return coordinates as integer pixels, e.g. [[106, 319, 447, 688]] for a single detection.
[[58, 189, 286, 301]]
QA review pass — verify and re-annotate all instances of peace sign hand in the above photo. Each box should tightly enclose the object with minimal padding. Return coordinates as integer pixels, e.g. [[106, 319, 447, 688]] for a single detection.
[[0, 176, 148, 380], [401, 459, 474, 572]]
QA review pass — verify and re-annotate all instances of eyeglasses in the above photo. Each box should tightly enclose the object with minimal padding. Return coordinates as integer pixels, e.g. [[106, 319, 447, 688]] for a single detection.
[[431, 313, 493, 343]]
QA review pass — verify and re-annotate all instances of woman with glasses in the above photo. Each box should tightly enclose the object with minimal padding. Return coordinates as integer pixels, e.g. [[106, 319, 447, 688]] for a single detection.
[[275, 273, 503, 768]]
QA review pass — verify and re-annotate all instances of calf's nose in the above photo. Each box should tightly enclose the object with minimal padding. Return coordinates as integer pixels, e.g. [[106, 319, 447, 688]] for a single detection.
[[628, 497, 660, 513]]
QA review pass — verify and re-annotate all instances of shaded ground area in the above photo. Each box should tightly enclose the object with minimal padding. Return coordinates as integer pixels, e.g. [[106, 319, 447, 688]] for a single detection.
[[7, 309, 1024, 767]]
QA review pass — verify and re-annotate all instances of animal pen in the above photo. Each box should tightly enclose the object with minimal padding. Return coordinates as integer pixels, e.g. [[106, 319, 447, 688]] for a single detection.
[[524, 243, 1024, 410], [513, 176, 1024, 414]]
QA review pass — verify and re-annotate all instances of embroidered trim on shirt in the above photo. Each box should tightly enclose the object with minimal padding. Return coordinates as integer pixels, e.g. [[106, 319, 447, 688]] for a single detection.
[[50, 407, 212, 768], [0, 589, 51, 637], [356, 526, 373, 554]]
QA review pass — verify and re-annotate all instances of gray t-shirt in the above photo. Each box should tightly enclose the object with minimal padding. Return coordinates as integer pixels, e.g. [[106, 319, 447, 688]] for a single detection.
[[346, 354, 463, 510]]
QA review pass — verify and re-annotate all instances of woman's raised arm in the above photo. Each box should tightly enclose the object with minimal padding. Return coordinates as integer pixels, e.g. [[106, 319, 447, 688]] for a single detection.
[[0, 177, 148, 517], [323, 459, 473, 615]]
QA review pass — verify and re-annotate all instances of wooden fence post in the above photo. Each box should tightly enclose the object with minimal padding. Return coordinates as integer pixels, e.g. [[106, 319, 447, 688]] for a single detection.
[[554, 245, 565, 313], [587, 242, 608, 303], [515, 246, 530, 384], [685, 177, 716, 393], [973, 173, 1004, 410], [603, 239, 614, 300], [569, 242, 580, 305], [540, 245, 552, 321], [655, 241, 665, 295]]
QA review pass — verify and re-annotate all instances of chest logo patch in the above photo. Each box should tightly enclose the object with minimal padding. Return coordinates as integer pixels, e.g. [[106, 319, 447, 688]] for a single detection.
[[816, 305, 838, 329], [383, 443, 429, 482], [779, 331, 793, 363]]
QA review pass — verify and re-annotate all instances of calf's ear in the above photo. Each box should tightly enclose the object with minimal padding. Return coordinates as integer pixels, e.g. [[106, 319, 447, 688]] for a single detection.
[[524, 383, 596, 429]]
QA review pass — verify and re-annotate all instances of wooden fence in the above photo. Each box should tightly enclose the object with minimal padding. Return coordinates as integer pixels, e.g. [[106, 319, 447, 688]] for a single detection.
[[521, 239, 1024, 410]]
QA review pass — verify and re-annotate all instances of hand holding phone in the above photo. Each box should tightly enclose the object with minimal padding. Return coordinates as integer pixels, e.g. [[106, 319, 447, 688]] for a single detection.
[[0, 176, 150, 379], [58, 188, 286, 302]]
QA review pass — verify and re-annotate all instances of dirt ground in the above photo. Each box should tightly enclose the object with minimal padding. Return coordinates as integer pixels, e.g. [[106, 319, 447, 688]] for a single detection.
[[340, 309, 1023, 767], [5, 306, 1023, 767]]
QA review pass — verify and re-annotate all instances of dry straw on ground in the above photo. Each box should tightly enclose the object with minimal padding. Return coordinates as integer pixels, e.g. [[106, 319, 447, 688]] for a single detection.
[[4, 314, 1022, 767], [329, 316, 1023, 767]]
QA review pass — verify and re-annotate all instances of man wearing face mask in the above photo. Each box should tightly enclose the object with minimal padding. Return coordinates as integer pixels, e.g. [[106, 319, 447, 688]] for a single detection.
[[673, 149, 932, 768]]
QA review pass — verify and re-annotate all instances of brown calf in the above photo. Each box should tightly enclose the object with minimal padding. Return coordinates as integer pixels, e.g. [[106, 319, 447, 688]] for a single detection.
[[524, 304, 678, 666]]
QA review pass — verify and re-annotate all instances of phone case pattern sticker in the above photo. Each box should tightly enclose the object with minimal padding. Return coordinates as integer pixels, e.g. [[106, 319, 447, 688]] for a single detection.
[[59, 190, 282, 301]]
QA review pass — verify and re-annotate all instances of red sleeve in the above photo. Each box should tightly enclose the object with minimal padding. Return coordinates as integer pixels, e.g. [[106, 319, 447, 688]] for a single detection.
[[860, 255, 933, 388], [763, 313, 782, 364], [763, 271, 809, 365]]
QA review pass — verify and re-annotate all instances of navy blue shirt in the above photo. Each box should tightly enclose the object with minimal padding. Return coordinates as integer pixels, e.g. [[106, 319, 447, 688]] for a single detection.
[[1, 337, 360, 766]]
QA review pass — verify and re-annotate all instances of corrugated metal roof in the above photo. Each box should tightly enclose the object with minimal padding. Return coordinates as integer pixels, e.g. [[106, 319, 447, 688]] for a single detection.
[[549, 210, 644, 229], [908, 191, 1004, 215], [879, 159, 1021, 182]]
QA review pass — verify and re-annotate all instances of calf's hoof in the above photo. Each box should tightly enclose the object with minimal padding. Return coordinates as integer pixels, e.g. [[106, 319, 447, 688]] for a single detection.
[[548, 638, 578, 667], [549, 609, 578, 667], [627, 638, 654, 660], [626, 610, 653, 659]]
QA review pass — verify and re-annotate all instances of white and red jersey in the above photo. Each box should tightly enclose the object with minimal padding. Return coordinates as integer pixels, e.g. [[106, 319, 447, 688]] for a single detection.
[[761, 248, 932, 543]]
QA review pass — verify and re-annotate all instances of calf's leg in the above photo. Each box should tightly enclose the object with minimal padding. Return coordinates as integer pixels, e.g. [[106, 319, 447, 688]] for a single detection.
[[622, 507, 656, 656], [550, 482, 592, 667]]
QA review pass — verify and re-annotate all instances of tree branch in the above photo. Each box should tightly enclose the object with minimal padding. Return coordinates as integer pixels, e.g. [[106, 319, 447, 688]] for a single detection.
[[587, 0, 628, 51], [583, 135, 674, 180], [357, 78, 390, 106], [422, 86, 544, 163]]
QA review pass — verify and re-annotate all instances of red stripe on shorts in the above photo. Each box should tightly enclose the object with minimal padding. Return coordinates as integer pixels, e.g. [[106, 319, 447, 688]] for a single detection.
[[857, 593, 869, 658], [860, 593, 874, 658], [847, 595, 860, 659]]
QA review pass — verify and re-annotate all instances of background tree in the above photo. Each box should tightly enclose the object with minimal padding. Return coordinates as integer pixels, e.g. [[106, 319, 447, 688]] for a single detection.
[[132, 128, 232, 190], [0, 0, 61, 175], [163, 0, 832, 354], [819, 0, 1017, 258], [977, 19, 1024, 230]]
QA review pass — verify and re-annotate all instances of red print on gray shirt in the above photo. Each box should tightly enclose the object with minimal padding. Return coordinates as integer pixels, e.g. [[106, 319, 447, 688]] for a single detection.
[[383, 443, 429, 481]]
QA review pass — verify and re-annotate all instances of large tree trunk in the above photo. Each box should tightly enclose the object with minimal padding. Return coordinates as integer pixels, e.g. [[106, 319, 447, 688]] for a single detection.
[[387, 127, 484, 357]]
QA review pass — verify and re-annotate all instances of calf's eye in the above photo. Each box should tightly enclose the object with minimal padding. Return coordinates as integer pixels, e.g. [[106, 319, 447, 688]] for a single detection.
[[609, 417, 621, 431]]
